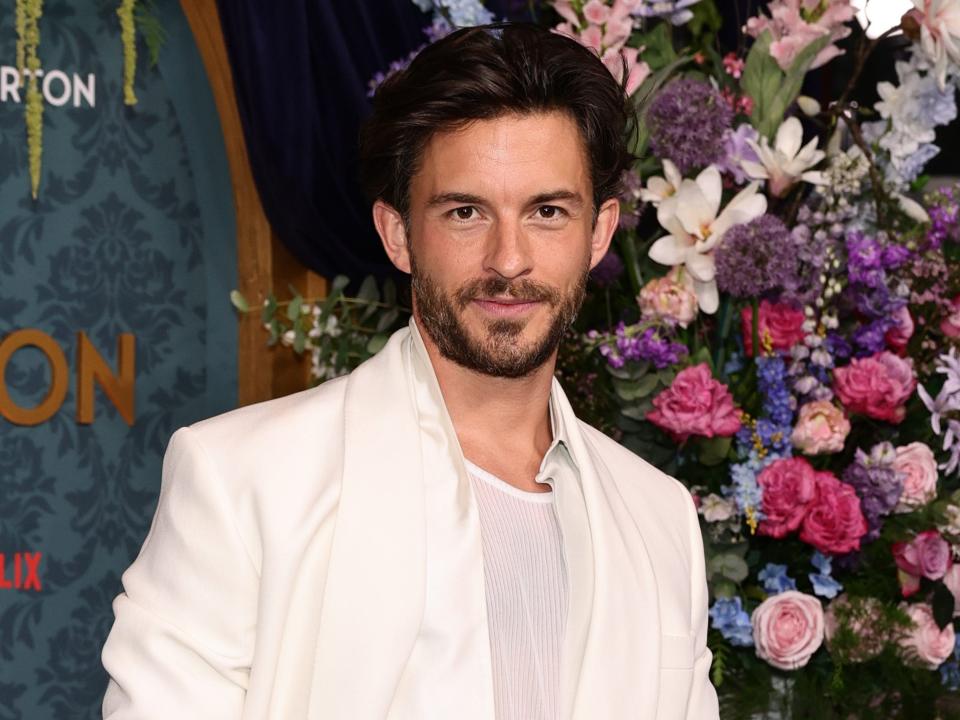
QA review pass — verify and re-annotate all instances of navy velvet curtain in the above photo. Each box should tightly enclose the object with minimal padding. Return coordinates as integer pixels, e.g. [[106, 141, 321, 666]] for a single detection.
[[215, 1, 529, 281]]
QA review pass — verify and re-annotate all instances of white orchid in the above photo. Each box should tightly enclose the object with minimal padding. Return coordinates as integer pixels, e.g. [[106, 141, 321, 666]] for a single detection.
[[648, 165, 767, 314], [741, 117, 826, 198], [639, 159, 682, 206]]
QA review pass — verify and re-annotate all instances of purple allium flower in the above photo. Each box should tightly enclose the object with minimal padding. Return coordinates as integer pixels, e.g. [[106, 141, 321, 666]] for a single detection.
[[590, 250, 625, 287], [842, 444, 905, 543], [714, 215, 796, 298], [647, 77, 732, 175]]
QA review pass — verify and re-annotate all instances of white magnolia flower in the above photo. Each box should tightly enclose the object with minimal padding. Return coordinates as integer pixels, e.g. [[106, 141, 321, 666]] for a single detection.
[[909, 0, 960, 90], [639, 159, 683, 206], [742, 117, 826, 198], [648, 165, 767, 314]]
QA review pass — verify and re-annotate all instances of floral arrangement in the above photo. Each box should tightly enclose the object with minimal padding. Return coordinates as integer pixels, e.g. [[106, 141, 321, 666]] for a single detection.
[[245, 0, 960, 715]]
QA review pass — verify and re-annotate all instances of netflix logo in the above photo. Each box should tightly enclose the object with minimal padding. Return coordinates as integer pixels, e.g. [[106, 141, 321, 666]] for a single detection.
[[0, 552, 42, 591]]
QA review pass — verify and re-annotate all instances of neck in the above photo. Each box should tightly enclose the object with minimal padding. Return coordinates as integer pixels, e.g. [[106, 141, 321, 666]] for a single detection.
[[415, 317, 555, 463]]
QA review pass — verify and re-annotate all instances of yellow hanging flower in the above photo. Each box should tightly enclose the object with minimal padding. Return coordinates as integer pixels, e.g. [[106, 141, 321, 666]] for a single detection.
[[117, 0, 137, 105]]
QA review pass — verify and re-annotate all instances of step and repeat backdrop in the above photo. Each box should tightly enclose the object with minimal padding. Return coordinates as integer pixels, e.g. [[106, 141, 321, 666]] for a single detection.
[[0, 1, 237, 717]]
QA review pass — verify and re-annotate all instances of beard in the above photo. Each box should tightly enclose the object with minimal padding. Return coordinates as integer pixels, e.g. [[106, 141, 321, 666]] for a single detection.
[[409, 251, 588, 379]]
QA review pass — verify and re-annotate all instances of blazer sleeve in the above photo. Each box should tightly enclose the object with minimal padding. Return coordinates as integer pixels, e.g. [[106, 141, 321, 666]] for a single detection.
[[681, 485, 721, 719], [101, 426, 259, 719]]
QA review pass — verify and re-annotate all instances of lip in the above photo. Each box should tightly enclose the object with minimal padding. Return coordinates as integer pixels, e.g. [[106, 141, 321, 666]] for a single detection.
[[472, 298, 542, 317]]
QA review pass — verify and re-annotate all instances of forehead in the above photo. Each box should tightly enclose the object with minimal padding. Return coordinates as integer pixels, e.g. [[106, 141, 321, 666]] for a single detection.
[[411, 111, 590, 201]]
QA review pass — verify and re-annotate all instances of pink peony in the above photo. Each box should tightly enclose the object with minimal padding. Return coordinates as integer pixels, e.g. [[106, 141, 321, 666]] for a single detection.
[[638, 268, 698, 329], [824, 594, 885, 662], [751, 590, 825, 670], [892, 442, 939, 513], [898, 602, 956, 669], [741, 300, 806, 357], [941, 295, 960, 338], [757, 457, 819, 538], [744, 0, 856, 72], [833, 351, 917, 424], [799, 471, 868, 555], [892, 530, 952, 599], [647, 364, 742, 442], [791, 400, 851, 455], [885, 306, 915, 354]]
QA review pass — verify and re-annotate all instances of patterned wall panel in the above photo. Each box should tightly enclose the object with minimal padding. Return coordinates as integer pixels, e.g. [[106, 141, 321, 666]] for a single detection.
[[0, 1, 237, 717]]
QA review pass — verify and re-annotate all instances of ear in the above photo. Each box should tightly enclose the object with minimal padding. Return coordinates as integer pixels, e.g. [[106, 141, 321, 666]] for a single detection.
[[588, 196, 620, 270], [372, 200, 411, 274]]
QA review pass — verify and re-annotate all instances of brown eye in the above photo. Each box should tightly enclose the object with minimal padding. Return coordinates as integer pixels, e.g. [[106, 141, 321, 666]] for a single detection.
[[538, 206, 562, 219], [454, 206, 476, 220]]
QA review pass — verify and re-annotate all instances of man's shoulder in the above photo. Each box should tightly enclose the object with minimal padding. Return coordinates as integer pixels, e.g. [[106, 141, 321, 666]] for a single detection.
[[183, 374, 351, 464], [576, 419, 692, 508]]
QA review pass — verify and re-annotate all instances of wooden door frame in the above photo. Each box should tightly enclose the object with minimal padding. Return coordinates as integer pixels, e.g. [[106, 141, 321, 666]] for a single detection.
[[180, 0, 325, 405]]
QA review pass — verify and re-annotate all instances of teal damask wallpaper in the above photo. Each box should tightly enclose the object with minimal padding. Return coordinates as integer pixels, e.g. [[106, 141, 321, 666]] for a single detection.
[[0, 1, 237, 716]]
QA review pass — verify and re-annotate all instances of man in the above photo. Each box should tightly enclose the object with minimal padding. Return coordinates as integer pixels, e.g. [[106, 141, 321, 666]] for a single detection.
[[101, 22, 719, 720]]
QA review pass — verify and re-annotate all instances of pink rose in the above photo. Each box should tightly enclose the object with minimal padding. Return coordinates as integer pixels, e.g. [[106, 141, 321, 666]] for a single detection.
[[833, 351, 917, 424], [824, 594, 885, 662], [944, 565, 960, 618], [941, 295, 960, 339], [799, 471, 868, 555], [885, 306, 914, 354], [741, 300, 806, 357], [646, 363, 742, 443], [751, 590, 825, 670], [791, 400, 850, 455], [892, 442, 939, 513], [757, 457, 819, 538], [892, 530, 952, 598], [638, 268, 697, 329], [898, 602, 956, 670]]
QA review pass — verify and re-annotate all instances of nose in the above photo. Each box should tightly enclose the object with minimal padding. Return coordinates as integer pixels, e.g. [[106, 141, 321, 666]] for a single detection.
[[482, 218, 533, 280]]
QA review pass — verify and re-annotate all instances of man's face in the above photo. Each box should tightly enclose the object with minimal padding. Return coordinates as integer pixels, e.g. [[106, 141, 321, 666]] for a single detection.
[[400, 111, 614, 378]]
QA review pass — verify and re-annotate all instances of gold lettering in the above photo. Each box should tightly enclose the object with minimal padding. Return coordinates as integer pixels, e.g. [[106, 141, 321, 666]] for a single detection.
[[76, 331, 135, 426], [0, 329, 69, 425]]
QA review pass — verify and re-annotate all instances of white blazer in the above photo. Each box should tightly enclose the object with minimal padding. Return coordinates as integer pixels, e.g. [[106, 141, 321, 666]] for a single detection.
[[101, 319, 719, 719]]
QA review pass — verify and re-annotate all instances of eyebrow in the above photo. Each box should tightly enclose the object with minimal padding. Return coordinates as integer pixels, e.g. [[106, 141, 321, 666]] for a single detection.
[[425, 189, 585, 209]]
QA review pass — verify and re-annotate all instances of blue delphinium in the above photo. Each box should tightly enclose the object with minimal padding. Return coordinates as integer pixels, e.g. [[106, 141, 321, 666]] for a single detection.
[[809, 551, 843, 599], [709, 596, 754, 647], [758, 563, 797, 594]]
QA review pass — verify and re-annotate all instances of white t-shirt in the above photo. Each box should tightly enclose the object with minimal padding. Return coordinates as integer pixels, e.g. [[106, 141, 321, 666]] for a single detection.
[[465, 456, 569, 720]]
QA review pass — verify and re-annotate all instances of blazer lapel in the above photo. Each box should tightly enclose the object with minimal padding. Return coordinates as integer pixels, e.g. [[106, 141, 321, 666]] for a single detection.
[[550, 383, 663, 719], [308, 329, 427, 719]]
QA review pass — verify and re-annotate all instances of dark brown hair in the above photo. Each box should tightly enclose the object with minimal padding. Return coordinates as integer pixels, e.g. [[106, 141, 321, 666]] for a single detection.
[[358, 22, 634, 223]]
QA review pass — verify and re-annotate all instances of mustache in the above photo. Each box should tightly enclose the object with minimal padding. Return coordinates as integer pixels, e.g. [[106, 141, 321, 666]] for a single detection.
[[454, 277, 561, 309]]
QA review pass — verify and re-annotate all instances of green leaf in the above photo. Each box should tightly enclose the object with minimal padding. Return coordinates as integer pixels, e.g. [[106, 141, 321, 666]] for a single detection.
[[229, 290, 249, 312], [698, 435, 732, 466], [687, 0, 722, 43], [633, 23, 677, 71], [376, 307, 400, 333], [383, 277, 397, 306], [357, 275, 380, 303], [613, 374, 659, 401], [620, 403, 653, 422], [711, 579, 737, 598], [366, 334, 388, 355], [331, 275, 350, 294], [741, 30, 783, 139], [287, 295, 303, 321], [765, 34, 832, 137], [709, 553, 749, 583], [293, 326, 306, 354], [261, 293, 277, 324]]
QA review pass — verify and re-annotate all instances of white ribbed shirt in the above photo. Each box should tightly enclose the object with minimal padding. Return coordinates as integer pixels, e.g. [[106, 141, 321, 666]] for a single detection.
[[464, 411, 574, 720]]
